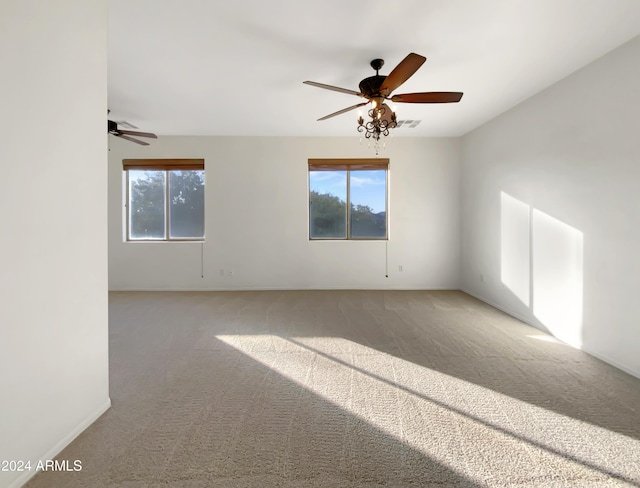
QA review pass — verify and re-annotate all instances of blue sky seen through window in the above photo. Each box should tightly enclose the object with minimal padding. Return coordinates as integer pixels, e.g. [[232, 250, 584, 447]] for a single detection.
[[310, 170, 386, 213]]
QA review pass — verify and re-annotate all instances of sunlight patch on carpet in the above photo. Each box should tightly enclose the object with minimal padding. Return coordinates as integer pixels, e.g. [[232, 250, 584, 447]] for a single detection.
[[217, 334, 640, 485]]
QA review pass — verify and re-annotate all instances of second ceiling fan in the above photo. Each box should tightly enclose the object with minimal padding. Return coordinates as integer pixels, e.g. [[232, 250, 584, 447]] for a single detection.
[[304, 52, 463, 122]]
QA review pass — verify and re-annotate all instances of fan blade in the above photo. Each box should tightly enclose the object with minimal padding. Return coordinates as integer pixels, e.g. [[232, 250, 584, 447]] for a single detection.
[[379, 53, 426, 96], [116, 120, 138, 129], [303, 81, 363, 97], [317, 102, 368, 121], [391, 92, 463, 103], [118, 129, 157, 139], [116, 133, 149, 146]]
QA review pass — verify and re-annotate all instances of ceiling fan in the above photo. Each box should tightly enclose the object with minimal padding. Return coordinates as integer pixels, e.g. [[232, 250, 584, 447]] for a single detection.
[[303, 53, 463, 123], [107, 114, 157, 146]]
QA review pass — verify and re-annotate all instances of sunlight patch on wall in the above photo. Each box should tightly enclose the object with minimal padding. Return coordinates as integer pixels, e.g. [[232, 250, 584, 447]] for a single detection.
[[500, 192, 530, 306], [532, 209, 584, 348], [499, 193, 584, 348]]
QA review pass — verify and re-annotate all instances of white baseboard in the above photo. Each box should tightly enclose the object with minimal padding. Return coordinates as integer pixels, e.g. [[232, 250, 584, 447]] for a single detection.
[[460, 288, 640, 380], [460, 287, 544, 329], [9, 398, 111, 488], [579, 346, 640, 380], [108, 286, 459, 292]]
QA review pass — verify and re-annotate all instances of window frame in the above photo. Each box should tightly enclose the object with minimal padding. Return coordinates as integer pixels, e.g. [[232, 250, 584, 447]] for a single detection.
[[308, 158, 389, 241], [123, 159, 205, 242]]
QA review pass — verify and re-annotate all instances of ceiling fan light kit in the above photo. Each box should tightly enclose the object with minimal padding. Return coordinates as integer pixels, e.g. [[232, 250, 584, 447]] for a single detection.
[[357, 99, 397, 141], [304, 53, 463, 153]]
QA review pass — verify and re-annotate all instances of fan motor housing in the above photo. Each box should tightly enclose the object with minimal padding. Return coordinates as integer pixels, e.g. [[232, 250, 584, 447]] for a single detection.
[[359, 75, 386, 98], [108, 120, 118, 134]]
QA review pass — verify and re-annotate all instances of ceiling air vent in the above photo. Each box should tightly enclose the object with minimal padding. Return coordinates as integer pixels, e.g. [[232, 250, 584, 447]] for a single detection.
[[395, 120, 421, 128]]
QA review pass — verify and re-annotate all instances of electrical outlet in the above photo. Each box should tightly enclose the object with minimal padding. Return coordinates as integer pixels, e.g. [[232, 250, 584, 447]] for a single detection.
[[398, 265, 403, 272], [219, 269, 225, 276]]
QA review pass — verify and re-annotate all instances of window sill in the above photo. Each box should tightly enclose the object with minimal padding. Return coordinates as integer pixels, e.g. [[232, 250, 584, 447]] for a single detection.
[[125, 239, 205, 243], [309, 238, 388, 241]]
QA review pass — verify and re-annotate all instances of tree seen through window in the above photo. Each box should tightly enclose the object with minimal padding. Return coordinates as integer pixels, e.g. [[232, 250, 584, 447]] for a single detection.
[[126, 162, 204, 241], [309, 166, 387, 239]]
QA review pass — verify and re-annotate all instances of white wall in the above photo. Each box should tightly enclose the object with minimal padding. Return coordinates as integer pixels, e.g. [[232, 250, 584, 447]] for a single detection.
[[108, 136, 461, 290], [461, 36, 640, 377], [0, 2, 110, 487]]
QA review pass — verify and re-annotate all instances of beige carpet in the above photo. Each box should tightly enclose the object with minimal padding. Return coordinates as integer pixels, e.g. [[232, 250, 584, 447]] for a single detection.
[[26, 290, 640, 487]]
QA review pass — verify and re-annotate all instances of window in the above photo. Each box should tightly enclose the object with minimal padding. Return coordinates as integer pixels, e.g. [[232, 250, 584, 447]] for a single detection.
[[308, 158, 388, 240], [123, 159, 205, 241]]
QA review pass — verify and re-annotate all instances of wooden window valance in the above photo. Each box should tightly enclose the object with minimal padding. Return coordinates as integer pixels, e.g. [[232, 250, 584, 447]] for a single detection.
[[308, 158, 389, 171], [123, 159, 204, 171]]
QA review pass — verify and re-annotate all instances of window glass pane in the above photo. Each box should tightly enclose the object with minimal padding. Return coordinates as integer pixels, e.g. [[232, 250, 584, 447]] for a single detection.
[[349, 169, 387, 238], [309, 170, 347, 238], [169, 170, 205, 238], [128, 170, 166, 239]]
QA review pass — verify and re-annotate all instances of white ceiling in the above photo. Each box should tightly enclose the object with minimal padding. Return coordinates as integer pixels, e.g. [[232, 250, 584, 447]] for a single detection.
[[108, 0, 640, 137]]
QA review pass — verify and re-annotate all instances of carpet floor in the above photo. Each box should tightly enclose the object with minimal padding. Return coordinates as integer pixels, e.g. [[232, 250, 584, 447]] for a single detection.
[[26, 290, 640, 487]]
